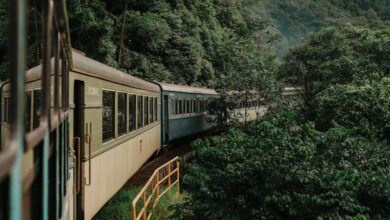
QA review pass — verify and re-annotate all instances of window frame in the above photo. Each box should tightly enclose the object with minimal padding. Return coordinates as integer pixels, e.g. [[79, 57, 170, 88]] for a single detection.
[[102, 89, 116, 142], [117, 92, 127, 136], [128, 94, 136, 132]]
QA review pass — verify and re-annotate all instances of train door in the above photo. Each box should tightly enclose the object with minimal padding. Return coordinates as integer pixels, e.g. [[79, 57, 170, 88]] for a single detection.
[[164, 95, 169, 142], [73, 80, 85, 220]]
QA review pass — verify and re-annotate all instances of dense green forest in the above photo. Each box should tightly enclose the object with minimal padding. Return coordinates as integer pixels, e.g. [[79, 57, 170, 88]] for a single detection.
[[1, 0, 388, 85]]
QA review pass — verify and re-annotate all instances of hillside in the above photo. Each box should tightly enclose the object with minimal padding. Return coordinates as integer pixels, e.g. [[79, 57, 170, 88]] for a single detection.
[[255, 0, 390, 56]]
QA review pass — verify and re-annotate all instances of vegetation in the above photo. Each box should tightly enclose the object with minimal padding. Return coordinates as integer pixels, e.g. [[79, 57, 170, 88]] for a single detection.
[[172, 112, 390, 219], [94, 186, 183, 220], [257, 0, 390, 56], [172, 23, 390, 220]]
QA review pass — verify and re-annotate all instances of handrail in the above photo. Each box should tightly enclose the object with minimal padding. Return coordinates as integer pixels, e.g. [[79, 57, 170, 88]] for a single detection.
[[131, 156, 180, 220]]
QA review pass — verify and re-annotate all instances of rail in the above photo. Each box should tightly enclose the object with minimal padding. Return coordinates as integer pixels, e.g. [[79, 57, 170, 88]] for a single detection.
[[131, 156, 180, 220]]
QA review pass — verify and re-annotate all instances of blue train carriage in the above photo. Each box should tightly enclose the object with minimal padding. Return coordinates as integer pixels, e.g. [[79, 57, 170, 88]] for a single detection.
[[155, 82, 217, 145]]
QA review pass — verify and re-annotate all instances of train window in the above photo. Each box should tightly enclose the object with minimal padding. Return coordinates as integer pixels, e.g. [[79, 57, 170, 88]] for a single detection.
[[118, 93, 127, 136], [149, 97, 153, 123], [102, 91, 115, 142], [144, 97, 149, 126], [154, 97, 158, 121], [129, 95, 136, 132], [186, 100, 190, 114], [189, 100, 193, 113], [25, 91, 32, 132], [178, 100, 181, 114], [137, 96, 143, 128], [175, 100, 179, 115], [33, 90, 42, 128]]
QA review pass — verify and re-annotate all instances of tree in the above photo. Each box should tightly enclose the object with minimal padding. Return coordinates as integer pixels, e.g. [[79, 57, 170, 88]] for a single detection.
[[279, 25, 390, 117], [312, 79, 390, 141]]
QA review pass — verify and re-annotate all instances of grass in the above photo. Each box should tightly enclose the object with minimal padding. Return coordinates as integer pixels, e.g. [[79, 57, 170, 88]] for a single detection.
[[93, 185, 185, 220]]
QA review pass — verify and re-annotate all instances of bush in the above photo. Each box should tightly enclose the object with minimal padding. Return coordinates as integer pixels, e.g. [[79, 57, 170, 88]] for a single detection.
[[171, 111, 390, 220]]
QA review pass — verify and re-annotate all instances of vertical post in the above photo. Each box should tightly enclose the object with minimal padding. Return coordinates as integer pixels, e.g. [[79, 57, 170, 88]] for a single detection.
[[156, 171, 159, 199], [42, 0, 53, 219], [131, 202, 136, 220], [149, 181, 154, 208], [168, 164, 171, 187], [9, 0, 26, 219], [142, 192, 146, 220], [176, 159, 180, 192]]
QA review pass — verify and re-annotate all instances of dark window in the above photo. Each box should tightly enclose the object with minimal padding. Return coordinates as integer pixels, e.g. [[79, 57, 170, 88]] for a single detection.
[[137, 96, 143, 128], [179, 100, 182, 114], [129, 95, 136, 131], [144, 97, 149, 126], [33, 90, 42, 128], [175, 100, 179, 115], [25, 91, 32, 132], [186, 100, 190, 114], [149, 97, 153, 123], [154, 97, 158, 121], [118, 93, 127, 136], [102, 91, 115, 142]]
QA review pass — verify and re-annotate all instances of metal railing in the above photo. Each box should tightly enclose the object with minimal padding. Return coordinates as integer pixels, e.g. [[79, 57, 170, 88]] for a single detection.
[[131, 156, 180, 220], [0, 0, 72, 219]]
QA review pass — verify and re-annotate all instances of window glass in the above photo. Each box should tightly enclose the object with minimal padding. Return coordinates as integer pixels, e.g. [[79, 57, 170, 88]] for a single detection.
[[149, 97, 153, 123], [175, 100, 179, 115], [33, 90, 42, 128], [129, 95, 136, 131], [154, 97, 158, 121], [144, 97, 149, 126], [25, 91, 32, 132], [179, 100, 182, 114], [118, 93, 127, 136], [186, 100, 189, 114], [102, 90, 115, 142], [137, 96, 143, 128]]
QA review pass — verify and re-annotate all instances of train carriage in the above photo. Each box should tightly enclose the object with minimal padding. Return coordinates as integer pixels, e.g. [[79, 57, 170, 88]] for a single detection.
[[1, 50, 162, 220], [156, 82, 217, 145], [68, 51, 161, 219]]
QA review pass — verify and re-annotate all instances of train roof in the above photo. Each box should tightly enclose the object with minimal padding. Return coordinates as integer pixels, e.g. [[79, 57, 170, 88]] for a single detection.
[[156, 82, 217, 95], [25, 50, 160, 93]]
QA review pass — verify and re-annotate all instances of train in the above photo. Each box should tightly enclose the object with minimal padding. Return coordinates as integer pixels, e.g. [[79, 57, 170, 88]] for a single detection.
[[1, 50, 267, 220]]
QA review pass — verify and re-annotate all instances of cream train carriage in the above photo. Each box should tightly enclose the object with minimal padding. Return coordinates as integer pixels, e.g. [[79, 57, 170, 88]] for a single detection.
[[2, 51, 161, 220]]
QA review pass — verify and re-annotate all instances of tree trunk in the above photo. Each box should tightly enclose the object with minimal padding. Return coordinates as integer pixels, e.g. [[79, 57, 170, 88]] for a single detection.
[[33, 0, 40, 64], [117, 1, 128, 65]]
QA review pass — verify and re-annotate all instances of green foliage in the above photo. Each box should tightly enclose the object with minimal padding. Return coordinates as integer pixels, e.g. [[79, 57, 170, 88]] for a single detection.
[[280, 25, 390, 107], [171, 111, 390, 219], [313, 79, 390, 141]]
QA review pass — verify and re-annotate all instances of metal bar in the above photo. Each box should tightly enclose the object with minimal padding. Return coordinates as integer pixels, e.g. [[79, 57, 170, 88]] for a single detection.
[[41, 1, 53, 219], [85, 122, 92, 186], [7, 0, 27, 219], [54, 32, 60, 116]]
